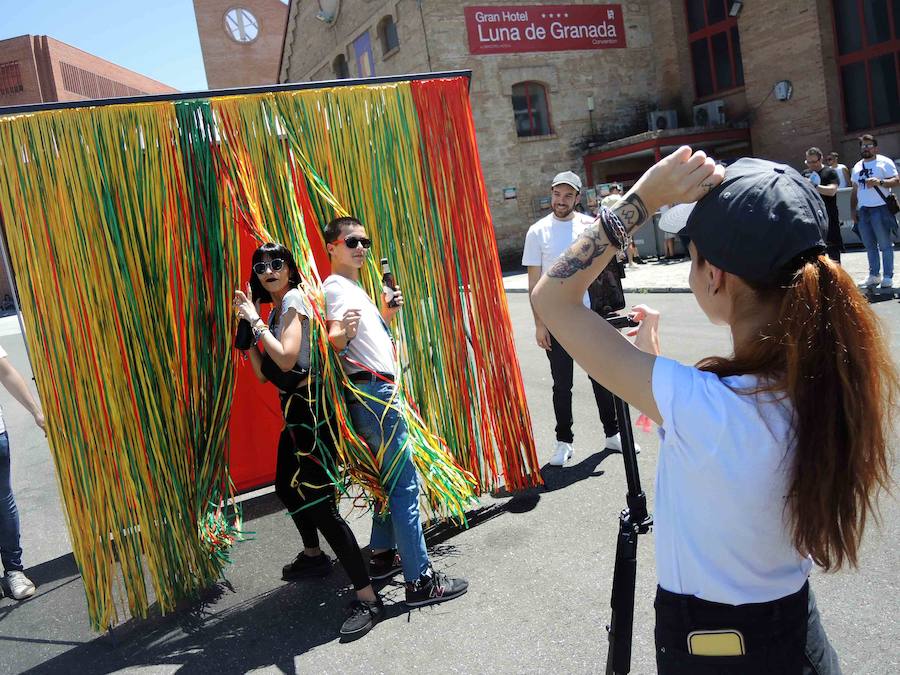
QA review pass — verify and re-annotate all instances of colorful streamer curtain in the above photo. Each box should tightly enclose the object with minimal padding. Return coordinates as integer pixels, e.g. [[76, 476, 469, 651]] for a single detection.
[[0, 75, 538, 631]]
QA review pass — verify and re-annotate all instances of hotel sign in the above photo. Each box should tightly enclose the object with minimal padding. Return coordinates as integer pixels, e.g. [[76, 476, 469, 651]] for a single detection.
[[464, 4, 626, 55]]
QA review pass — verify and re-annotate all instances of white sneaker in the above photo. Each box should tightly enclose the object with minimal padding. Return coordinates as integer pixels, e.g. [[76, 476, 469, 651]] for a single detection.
[[863, 274, 882, 287], [549, 441, 574, 466], [881, 276, 894, 288], [606, 433, 641, 455], [5, 571, 35, 600]]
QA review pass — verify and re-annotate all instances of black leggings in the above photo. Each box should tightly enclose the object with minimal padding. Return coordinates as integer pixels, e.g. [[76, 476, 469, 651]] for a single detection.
[[274, 389, 370, 591]]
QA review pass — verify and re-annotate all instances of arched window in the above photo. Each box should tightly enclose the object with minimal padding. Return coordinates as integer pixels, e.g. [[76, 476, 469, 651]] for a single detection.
[[333, 53, 349, 79], [378, 15, 400, 55], [511, 82, 552, 137]]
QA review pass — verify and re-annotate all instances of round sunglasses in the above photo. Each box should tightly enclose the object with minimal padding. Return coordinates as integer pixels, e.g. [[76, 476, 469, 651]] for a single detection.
[[335, 236, 372, 250], [253, 258, 285, 275]]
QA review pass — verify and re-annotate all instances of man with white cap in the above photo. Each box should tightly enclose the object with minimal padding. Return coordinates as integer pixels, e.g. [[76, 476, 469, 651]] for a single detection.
[[522, 171, 639, 466]]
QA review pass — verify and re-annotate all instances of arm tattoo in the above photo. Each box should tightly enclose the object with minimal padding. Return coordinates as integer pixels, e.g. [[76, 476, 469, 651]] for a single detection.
[[547, 227, 609, 279], [611, 192, 650, 235]]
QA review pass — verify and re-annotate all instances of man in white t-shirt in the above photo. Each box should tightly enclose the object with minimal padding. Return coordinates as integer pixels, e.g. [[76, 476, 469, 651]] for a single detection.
[[0, 345, 45, 601], [850, 133, 899, 288], [825, 152, 851, 189], [522, 171, 637, 466], [322, 216, 468, 608]]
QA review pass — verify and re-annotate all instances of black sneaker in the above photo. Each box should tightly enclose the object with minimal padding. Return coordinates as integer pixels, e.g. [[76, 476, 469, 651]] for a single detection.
[[281, 552, 332, 580], [369, 549, 402, 580], [404, 568, 468, 607], [340, 598, 384, 642]]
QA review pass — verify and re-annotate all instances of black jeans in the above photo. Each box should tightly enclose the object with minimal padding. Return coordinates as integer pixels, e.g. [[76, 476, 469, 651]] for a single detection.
[[546, 334, 617, 441], [275, 389, 370, 591], [654, 583, 841, 674]]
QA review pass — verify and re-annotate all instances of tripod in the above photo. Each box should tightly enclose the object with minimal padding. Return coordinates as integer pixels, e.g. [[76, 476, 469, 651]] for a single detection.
[[604, 315, 653, 675]]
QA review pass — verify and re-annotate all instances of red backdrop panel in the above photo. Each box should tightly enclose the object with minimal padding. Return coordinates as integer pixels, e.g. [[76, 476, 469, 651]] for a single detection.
[[227, 218, 331, 494]]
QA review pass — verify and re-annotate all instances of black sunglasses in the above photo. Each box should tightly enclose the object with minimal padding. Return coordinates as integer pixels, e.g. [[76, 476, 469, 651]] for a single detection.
[[253, 258, 285, 275], [336, 236, 372, 250]]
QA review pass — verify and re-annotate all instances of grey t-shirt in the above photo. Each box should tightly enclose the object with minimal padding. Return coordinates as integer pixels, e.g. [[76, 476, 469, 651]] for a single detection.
[[268, 287, 312, 373]]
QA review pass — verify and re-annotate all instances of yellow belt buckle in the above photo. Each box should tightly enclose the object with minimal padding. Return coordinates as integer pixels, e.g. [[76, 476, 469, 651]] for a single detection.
[[687, 629, 746, 656]]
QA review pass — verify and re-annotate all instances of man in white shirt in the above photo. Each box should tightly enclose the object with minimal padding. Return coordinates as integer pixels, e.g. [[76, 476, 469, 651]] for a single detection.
[[0, 345, 45, 601], [850, 134, 899, 288], [323, 216, 468, 608], [825, 152, 850, 189], [522, 171, 637, 466]]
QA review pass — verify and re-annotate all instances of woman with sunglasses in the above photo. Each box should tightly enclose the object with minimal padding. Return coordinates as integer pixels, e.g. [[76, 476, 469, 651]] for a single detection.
[[533, 149, 895, 672], [233, 243, 383, 641]]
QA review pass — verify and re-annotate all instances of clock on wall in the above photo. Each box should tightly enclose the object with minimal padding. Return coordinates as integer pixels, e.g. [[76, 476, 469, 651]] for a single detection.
[[224, 8, 259, 43]]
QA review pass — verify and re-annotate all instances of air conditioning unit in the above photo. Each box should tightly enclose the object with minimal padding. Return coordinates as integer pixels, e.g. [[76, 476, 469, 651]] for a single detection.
[[647, 110, 678, 131], [693, 100, 726, 127]]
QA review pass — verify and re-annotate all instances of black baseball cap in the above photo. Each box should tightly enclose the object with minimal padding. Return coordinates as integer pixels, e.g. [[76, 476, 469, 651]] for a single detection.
[[658, 157, 826, 283]]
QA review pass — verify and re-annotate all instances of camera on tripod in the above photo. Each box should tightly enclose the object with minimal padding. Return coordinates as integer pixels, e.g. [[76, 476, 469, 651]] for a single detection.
[[589, 255, 637, 330]]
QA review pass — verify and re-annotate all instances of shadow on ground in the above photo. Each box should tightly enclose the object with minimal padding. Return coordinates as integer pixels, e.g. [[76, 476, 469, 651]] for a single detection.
[[16, 452, 623, 675]]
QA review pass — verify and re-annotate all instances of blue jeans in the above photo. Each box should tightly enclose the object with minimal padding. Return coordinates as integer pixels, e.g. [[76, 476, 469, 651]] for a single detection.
[[804, 586, 842, 674], [857, 205, 896, 278], [348, 380, 429, 582], [0, 432, 23, 573]]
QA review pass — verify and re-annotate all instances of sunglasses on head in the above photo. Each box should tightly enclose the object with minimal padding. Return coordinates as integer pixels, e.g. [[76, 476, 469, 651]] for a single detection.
[[336, 236, 372, 250], [253, 258, 285, 275]]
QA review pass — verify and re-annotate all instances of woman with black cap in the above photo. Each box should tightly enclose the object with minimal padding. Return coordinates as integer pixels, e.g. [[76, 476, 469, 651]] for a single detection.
[[532, 148, 896, 673]]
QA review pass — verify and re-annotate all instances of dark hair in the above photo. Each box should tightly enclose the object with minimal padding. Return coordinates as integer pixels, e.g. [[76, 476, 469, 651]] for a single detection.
[[859, 133, 877, 146], [805, 147, 822, 159], [695, 254, 897, 571], [323, 216, 363, 245], [248, 243, 301, 304]]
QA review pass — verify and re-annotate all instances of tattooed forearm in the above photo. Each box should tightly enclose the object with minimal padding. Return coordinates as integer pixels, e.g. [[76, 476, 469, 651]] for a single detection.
[[547, 228, 610, 279], [612, 192, 650, 234]]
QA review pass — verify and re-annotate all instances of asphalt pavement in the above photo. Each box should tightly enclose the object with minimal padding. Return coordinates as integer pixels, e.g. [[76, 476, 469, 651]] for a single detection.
[[0, 292, 898, 675]]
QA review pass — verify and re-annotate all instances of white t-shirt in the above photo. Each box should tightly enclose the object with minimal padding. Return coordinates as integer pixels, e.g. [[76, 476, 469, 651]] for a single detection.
[[0, 345, 6, 434], [267, 287, 312, 373], [521, 212, 596, 308], [323, 274, 395, 376], [851, 154, 898, 208], [834, 163, 850, 189], [652, 356, 813, 605]]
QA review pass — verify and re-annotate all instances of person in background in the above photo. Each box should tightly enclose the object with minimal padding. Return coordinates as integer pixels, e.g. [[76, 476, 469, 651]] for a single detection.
[[826, 152, 851, 189], [850, 134, 899, 288], [523, 171, 639, 467], [803, 147, 843, 263], [0, 348, 45, 601]]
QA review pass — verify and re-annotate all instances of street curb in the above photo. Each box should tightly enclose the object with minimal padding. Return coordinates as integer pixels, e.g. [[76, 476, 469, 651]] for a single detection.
[[505, 287, 691, 294]]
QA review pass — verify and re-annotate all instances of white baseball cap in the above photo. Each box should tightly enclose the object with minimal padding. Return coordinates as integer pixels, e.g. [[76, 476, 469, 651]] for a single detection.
[[551, 171, 582, 191]]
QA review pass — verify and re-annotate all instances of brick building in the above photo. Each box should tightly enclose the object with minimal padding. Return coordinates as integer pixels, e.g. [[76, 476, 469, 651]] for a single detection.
[[0, 35, 176, 306], [272, 1, 899, 263], [193, 0, 289, 88], [0, 35, 177, 108]]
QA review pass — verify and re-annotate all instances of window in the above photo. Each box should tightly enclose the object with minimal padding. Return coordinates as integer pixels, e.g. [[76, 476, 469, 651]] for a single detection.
[[685, 0, 744, 98], [832, 0, 900, 131], [59, 62, 144, 99], [333, 54, 349, 79], [378, 15, 400, 55], [0, 61, 23, 96], [512, 82, 552, 137]]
